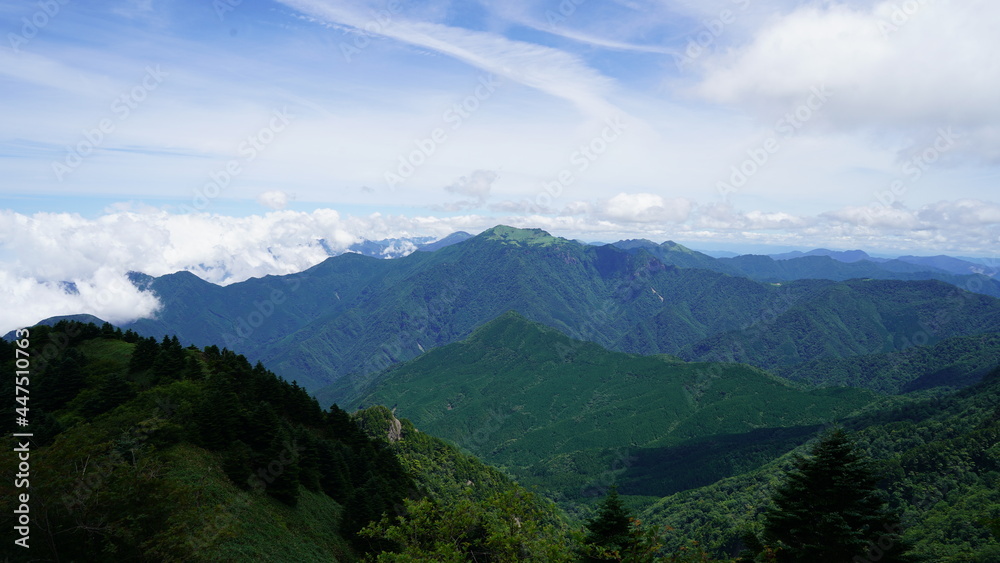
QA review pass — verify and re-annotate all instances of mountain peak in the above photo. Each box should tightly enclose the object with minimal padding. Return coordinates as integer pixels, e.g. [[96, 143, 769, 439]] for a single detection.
[[659, 240, 697, 254], [478, 225, 568, 247], [467, 310, 564, 343]]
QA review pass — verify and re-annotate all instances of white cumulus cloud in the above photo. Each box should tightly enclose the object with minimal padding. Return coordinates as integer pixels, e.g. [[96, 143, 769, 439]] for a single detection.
[[258, 190, 292, 210], [599, 193, 693, 223], [444, 170, 499, 202], [690, 1, 1000, 159]]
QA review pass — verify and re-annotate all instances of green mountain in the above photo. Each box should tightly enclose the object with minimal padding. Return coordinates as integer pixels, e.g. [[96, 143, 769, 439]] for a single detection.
[[128, 226, 785, 390], [642, 366, 1000, 561], [774, 332, 1000, 394], [614, 241, 1000, 297], [5, 319, 998, 561], [337, 311, 877, 511], [682, 278, 1000, 373], [0, 321, 546, 562], [124, 226, 1000, 394], [610, 239, 732, 272]]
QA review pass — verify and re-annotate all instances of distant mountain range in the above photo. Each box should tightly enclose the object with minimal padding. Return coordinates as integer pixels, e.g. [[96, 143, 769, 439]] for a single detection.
[[344, 231, 473, 258], [86, 226, 998, 395], [612, 239, 999, 296], [9, 224, 1000, 560], [13, 226, 1000, 396], [319, 230, 999, 280]]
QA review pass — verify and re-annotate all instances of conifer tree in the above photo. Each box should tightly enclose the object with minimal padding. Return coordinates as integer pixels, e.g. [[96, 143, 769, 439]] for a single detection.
[[582, 486, 634, 562], [40, 350, 86, 410], [758, 428, 909, 563], [128, 336, 160, 373], [80, 372, 135, 417]]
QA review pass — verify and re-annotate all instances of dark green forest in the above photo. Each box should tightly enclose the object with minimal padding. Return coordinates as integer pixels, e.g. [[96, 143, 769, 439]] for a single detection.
[[3, 319, 999, 561]]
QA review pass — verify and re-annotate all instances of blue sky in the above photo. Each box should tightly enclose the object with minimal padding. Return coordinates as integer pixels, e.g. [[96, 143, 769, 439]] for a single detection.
[[1, 0, 999, 330]]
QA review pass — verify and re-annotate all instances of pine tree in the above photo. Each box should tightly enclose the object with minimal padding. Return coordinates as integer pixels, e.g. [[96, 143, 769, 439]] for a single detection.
[[39, 351, 86, 410], [128, 336, 160, 373], [80, 373, 136, 418], [759, 428, 909, 563], [582, 486, 634, 562]]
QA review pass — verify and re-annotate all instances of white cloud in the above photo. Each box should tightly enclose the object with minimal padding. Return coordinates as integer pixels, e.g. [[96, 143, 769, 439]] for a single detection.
[[3, 197, 999, 334], [380, 240, 418, 257], [822, 205, 922, 229], [600, 192, 693, 223], [444, 169, 498, 201], [279, 0, 620, 117], [690, 1, 1000, 158], [0, 267, 161, 336], [917, 199, 1000, 226], [697, 202, 813, 230], [258, 190, 291, 210]]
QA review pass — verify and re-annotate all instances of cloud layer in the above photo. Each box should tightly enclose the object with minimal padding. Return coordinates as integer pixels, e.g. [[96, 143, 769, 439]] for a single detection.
[[2, 198, 997, 334]]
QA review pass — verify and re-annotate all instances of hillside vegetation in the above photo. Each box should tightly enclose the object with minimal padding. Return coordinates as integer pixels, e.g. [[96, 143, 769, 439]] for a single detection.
[[339, 311, 877, 512], [0, 321, 550, 562]]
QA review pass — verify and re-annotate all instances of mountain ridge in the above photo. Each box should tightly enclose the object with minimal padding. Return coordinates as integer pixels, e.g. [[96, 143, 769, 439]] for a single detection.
[[112, 226, 1000, 392], [336, 310, 878, 508]]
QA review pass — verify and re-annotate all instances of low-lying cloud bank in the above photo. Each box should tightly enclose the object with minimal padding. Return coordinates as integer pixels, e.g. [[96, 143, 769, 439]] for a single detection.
[[2, 199, 997, 334]]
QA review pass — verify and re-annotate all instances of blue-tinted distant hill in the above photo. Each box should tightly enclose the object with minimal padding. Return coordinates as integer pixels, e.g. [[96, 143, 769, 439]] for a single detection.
[[768, 248, 876, 262], [416, 231, 472, 252], [114, 226, 1000, 393], [612, 240, 1000, 298], [896, 254, 994, 275], [2, 313, 107, 341]]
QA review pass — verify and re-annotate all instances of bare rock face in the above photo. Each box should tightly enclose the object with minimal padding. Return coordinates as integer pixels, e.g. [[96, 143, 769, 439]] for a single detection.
[[353, 405, 406, 443], [387, 415, 403, 443]]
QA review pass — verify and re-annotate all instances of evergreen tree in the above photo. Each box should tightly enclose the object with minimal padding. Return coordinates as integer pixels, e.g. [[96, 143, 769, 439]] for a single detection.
[[222, 439, 255, 488], [582, 486, 634, 562], [128, 336, 160, 373], [80, 373, 136, 418], [39, 350, 86, 411], [758, 428, 909, 563], [151, 335, 186, 383]]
